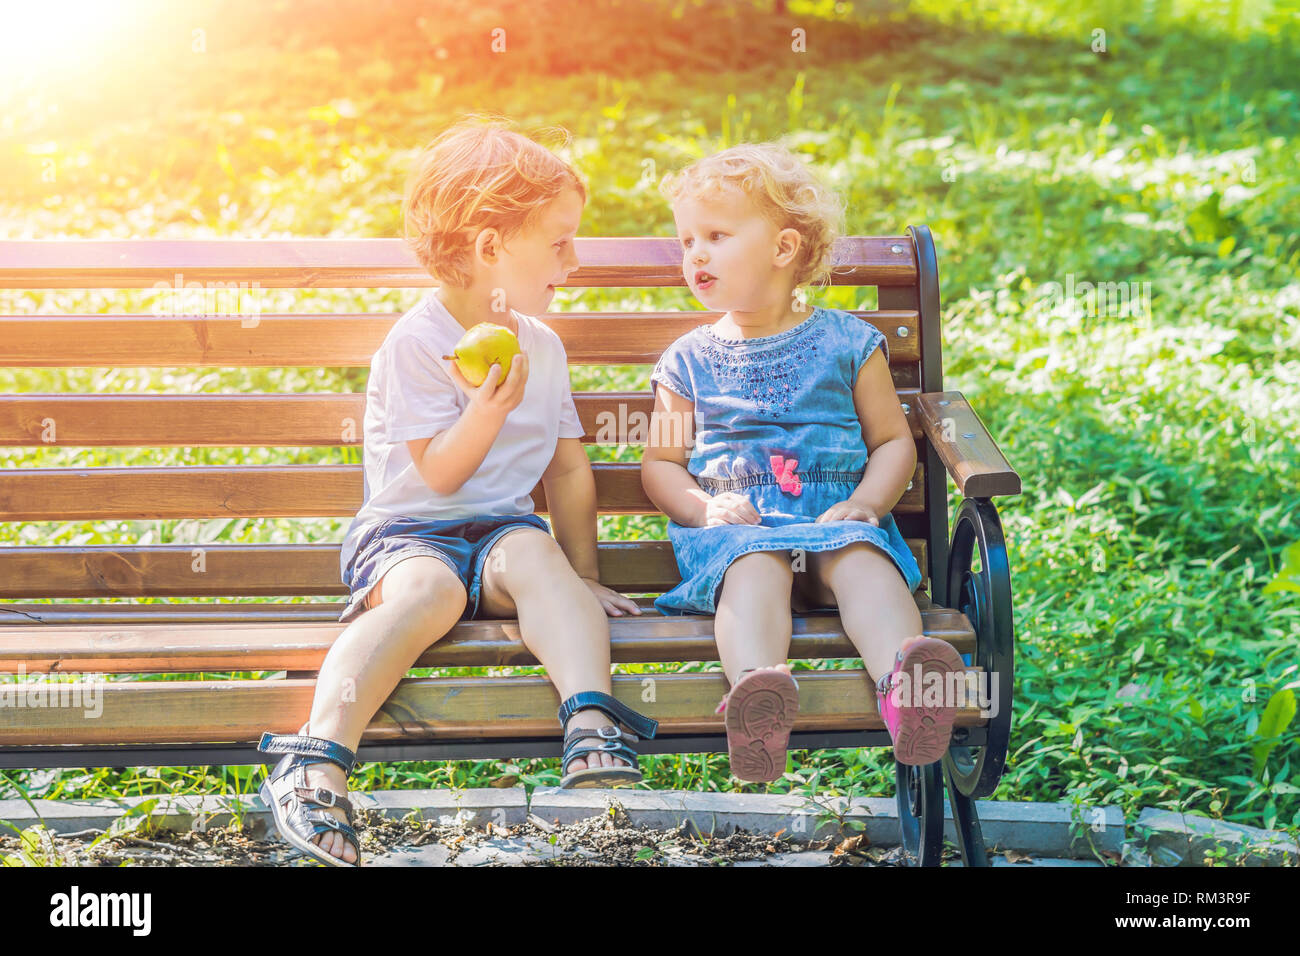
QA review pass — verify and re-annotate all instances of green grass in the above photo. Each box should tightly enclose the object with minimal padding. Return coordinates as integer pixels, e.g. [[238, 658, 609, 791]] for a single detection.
[[1, 0, 1298, 843]]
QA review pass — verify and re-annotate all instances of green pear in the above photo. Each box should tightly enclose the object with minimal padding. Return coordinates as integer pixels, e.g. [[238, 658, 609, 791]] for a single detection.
[[442, 322, 521, 387]]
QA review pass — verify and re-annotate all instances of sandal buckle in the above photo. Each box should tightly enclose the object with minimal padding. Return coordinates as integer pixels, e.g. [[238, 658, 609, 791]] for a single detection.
[[314, 787, 337, 807]]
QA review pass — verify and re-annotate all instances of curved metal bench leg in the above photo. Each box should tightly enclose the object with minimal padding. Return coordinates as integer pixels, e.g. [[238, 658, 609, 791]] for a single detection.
[[895, 759, 945, 866], [943, 758, 990, 866], [944, 496, 1016, 800]]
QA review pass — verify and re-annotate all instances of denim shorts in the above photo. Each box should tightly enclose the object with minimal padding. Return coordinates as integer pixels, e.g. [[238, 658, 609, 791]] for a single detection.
[[338, 513, 552, 624]]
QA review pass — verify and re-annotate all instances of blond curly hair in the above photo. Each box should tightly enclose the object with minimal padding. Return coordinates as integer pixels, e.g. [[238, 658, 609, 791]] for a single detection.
[[402, 118, 586, 288], [659, 142, 845, 289]]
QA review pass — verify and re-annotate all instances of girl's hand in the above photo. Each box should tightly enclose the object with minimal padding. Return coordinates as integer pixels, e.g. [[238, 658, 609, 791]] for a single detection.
[[702, 491, 761, 527], [580, 577, 642, 617], [446, 352, 529, 419], [816, 500, 881, 525]]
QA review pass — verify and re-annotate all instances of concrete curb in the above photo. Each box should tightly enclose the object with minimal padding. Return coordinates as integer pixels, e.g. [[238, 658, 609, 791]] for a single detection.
[[527, 788, 1124, 859], [1, 787, 1122, 859], [1133, 808, 1300, 867], [0, 788, 530, 841]]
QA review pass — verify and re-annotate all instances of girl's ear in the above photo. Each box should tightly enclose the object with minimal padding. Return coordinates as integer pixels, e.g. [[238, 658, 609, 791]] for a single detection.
[[774, 227, 802, 268]]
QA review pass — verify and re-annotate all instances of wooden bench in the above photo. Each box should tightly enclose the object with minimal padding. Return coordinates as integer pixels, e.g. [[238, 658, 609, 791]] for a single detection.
[[0, 226, 1020, 865]]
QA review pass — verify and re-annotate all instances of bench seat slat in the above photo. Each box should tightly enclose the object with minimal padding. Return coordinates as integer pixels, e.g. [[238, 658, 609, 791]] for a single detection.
[[0, 588, 934, 624], [0, 311, 919, 368], [0, 462, 927, 520], [0, 238, 919, 290], [0, 596, 931, 626], [0, 606, 973, 672], [0, 602, 353, 625], [0, 541, 687, 598], [0, 671, 988, 746]]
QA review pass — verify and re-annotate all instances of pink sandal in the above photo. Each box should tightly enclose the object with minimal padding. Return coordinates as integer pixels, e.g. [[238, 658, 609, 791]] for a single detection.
[[875, 638, 965, 765], [716, 668, 800, 783]]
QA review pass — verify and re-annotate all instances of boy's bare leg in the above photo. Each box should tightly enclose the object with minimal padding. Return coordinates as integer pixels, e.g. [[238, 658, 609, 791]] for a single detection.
[[476, 529, 628, 773], [713, 551, 796, 687], [803, 543, 926, 683], [299, 555, 467, 863]]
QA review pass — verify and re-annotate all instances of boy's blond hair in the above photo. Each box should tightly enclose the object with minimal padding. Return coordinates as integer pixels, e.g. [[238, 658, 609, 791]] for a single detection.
[[402, 118, 586, 288], [659, 142, 845, 289]]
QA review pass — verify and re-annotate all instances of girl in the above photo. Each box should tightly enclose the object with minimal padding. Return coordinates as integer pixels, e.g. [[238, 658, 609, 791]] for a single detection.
[[256, 120, 658, 867], [641, 142, 965, 783]]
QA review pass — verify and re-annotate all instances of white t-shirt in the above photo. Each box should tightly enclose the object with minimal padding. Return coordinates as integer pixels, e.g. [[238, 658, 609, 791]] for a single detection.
[[339, 292, 584, 579]]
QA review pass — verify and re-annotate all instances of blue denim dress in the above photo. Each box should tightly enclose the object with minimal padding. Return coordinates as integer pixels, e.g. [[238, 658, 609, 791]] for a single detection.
[[648, 306, 923, 615]]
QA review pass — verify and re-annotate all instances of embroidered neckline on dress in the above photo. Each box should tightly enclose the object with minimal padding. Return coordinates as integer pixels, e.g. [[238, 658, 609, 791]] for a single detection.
[[699, 307, 824, 347]]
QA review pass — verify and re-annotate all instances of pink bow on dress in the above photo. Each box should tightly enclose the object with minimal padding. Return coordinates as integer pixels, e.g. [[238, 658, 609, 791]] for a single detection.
[[769, 455, 802, 496]]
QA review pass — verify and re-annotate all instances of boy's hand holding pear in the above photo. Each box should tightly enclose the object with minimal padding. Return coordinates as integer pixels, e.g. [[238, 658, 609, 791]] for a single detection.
[[443, 322, 529, 419]]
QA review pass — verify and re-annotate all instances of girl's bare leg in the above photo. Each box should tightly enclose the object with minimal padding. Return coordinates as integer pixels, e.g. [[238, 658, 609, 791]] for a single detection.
[[803, 542, 926, 683], [714, 551, 796, 687]]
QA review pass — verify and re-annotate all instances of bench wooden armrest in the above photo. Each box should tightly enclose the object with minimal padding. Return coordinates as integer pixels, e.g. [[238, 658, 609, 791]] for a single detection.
[[915, 391, 1021, 499]]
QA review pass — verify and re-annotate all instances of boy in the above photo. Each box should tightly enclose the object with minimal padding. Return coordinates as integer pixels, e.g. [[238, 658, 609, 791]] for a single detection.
[[256, 120, 657, 866]]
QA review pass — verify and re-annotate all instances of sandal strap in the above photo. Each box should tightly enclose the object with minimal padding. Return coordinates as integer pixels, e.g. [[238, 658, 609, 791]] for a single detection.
[[562, 739, 639, 771], [563, 724, 637, 745], [263, 761, 357, 818], [257, 728, 359, 776], [293, 785, 354, 820], [303, 810, 361, 849], [556, 691, 658, 740], [561, 722, 640, 770]]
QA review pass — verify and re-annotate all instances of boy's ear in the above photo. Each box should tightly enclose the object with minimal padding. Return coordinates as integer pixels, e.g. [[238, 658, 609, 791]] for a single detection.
[[474, 227, 502, 266], [774, 227, 802, 268]]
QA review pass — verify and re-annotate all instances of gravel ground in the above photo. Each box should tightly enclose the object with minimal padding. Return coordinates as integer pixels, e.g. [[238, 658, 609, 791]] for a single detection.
[[0, 802, 934, 866]]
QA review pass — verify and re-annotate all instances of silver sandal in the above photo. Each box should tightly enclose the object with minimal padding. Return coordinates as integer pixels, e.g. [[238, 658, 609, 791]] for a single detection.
[[256, 723, 363, 867]]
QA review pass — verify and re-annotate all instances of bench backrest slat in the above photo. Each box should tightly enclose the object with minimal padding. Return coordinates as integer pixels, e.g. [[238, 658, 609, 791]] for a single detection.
[[0, 539, 930, 600], [0, 238, 919, 289], [0, 310, 921, 367], [0, 461, 928, 519], [0, 388, 925, 446]]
